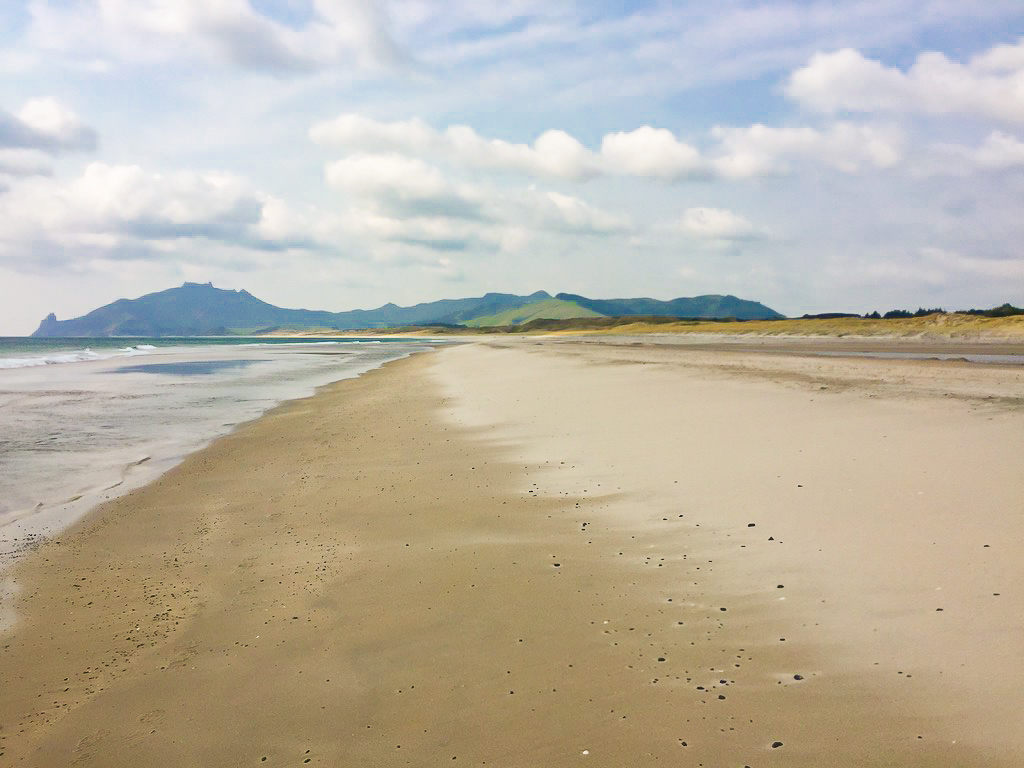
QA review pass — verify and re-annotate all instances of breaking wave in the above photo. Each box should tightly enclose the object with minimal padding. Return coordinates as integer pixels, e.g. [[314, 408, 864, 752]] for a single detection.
[[0, 345, 155, 370]]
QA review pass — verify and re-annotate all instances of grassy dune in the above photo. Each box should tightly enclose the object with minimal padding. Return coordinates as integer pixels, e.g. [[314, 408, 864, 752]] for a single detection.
[[572, 312, 1024, 339], [263, 311, 1024, 340]]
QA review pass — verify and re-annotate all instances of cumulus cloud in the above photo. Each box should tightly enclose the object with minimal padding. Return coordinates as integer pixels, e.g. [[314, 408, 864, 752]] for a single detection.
[[445, 126, 599, 180], [0, 148, 634, 272], [909, 129, 1024, 176], [59, 164, 264, 240], [0, 98, 98, 154], [521, 190, 632, 234], [0, 162, 324, 268], [313, 113, 907, 182], [971, 38, 1024, 73], [711, 122, 902, 177], [968, 131, 1024, 169], [341, 206, 484, 254], [326, 152, 450, 200], [674, 207, 757, 240], [320, 150, 631, 256], [312, 114, 704, 180], [600, 126, 703, 178], [26, 0, 407, 73], [310, 114, 437, 152], [934, 131, 1024, 172], [786, 41, 1024, 123], [312, 115, 603, 180], [325, 152, 485, 221]]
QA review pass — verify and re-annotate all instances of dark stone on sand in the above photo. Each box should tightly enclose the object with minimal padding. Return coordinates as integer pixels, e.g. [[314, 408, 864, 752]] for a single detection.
[[747, 523, 755, 527], [793, 674, 803, 680], [772, 741, 784, 748]]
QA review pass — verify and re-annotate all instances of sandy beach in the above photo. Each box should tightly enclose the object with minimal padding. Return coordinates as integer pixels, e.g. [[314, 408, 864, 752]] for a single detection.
[[2, 338, 1023, 766]]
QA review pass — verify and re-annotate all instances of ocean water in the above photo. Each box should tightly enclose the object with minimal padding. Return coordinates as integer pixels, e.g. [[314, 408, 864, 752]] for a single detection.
[[0, 337, 435, 568]]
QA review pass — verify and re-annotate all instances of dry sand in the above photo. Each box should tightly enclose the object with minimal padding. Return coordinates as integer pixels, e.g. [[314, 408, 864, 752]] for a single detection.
[[2, 338, 1023, 767]]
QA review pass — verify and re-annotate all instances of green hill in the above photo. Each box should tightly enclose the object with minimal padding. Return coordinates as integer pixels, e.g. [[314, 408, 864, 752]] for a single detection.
[[31, 283, 784, 337], [31, 284, 551, 337], [464, 298, 602, 327], [555, 292, 784, 320]]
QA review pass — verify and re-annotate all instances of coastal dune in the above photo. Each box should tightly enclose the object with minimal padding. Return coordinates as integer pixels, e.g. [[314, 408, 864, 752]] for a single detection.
[[2, 339, 1023, 766]]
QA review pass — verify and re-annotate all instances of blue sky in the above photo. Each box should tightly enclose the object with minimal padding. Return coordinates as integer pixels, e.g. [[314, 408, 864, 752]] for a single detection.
[[1, 0, 1023, 333]]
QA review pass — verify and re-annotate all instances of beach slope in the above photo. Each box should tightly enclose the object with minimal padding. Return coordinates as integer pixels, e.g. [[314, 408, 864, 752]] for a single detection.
[[2, 340, 1023, 766]]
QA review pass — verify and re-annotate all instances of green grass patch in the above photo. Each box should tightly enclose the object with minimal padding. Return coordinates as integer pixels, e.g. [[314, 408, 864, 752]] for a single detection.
[[464, 298, 604, 327]]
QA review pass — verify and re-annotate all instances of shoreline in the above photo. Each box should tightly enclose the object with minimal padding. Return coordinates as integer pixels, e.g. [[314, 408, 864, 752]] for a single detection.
[[2, 339, 1022, 765], [0, 341, 426, 579]]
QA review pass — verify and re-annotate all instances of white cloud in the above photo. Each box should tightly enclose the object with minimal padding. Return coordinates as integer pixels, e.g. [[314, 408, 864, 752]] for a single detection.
[[61, 164, 263, 237], [786, 42, 1024, 123], [25, 0, 407, 73], [913, 130, 1024, 176], [0, 162, 324, 268], [310, 114, 437, 152], [341, 207, 483, 254], [711, 121, 902, 177], [940, 131, 1024, 172], [971, 39, 1024, 73], [312, 115, 602, 180], [326, 152, 450, 200], [445, 125, 599, 180], [17, 98, 98, 150], [600, 126, 703, 178], [525, 190, 632, 234], [0, 98, 97, 154], [310, 0, 409, 70], [313, 113, 905, 182], [969, 131, 1024, 169], [393, 0, 1024, 112], [312, 114, 704, 180], [675, 207, 756, 240], [325, 152, 485, 224], [321, 151, 631, 255]]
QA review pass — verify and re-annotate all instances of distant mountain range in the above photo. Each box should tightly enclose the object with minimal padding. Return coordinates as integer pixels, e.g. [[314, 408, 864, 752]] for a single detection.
[[31, 282, 784, 337]]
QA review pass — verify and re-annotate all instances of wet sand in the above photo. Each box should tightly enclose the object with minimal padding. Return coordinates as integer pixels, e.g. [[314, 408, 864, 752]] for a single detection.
[[2, 339, 1023, 766]]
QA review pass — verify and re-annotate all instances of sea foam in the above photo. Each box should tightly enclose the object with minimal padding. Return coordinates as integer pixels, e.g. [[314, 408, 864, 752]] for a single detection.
[[0, 345, 154, 370]]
